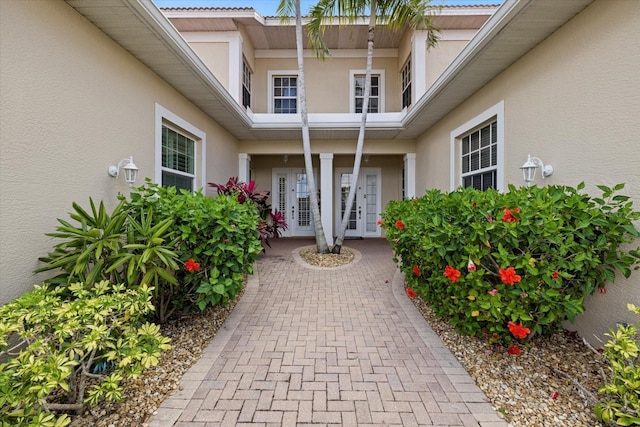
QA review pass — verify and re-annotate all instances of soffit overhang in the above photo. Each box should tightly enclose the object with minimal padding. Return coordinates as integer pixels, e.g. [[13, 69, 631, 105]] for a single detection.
[[163, 6, 495, 50], [65, 0, 594, 142]]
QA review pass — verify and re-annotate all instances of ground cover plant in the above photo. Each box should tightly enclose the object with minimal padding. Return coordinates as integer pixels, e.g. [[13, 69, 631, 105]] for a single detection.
[[595, 303, 640, 425], [382, 183, 640, 349], [0, 281, 170, 427]]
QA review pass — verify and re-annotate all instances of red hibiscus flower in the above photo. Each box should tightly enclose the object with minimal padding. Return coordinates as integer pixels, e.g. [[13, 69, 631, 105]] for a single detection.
[[406, 287, 417, 298], [395, 220, 405, 230], [488, 289, 499, 296], [467, 259, 476, 272], [376, 219, 383, 226], [551, 271, 559, 279], [185, 258, 200, 272], [508, 321, 531, 339], [508, 344, 521, 355], [502, 208, 519, 223], [412, 265, 421, 277], [499, 267, 521, 285], [598, 287, 607, 294], [444, 265, 461, 282]]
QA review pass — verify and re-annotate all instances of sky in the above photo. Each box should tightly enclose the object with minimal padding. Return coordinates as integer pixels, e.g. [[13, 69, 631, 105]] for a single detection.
[[153, 0, 504, 16]]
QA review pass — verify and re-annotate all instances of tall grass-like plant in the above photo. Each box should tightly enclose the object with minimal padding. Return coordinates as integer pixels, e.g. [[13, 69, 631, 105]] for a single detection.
[[35, 198, 180, 322], [382, 184, 640, 346]]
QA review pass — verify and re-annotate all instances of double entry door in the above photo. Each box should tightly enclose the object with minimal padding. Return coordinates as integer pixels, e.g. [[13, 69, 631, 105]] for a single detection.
[[272, 167, 382, 238], [272, 168, 316, 237], [335, 168, 381, 238]]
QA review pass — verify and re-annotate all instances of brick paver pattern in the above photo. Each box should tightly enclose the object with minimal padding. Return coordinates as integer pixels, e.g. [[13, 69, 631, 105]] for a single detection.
[[148, 239, 508, 426]]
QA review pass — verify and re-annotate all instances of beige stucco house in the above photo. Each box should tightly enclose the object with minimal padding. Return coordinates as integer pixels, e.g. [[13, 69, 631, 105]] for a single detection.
[[0, 0, 638, 347]]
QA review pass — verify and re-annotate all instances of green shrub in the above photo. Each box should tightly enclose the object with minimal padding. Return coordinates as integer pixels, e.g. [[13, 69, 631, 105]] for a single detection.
[[382, 184, 640, 345], [35, 198, 180, 322], [209, 176, 288, 246], [0, 281, 170, 427], [122, 181, 263, 312], [595, 304, 640, 425]]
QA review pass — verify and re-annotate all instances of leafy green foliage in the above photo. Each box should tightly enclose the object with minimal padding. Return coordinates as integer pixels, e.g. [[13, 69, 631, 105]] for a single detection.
[[123, 181, 263, 313], [209, 176, 288, 247], [35, 199, 180, 322], [382, 184, 640, 343], [595, 304, 640, 426], [0, 282, 170, 427]]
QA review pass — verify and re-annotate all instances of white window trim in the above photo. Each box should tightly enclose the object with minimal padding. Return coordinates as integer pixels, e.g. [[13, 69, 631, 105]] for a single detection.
[[401, 59, 411, 110], [155, 103, 206, 190], [449, 101, 504, 191], [242, 59, 252, 110], [267, 70, 299, 114], [349, 69, 385, 113]]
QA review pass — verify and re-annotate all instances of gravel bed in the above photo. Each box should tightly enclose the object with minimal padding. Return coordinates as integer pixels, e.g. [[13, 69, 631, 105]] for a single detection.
[[410, 294, 609, 427], [67, 250, 610, 426]]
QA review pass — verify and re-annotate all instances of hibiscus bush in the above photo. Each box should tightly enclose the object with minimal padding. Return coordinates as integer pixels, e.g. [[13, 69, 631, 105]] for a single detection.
[[122, 181, 263, 313], [382, 183, 640, 346]]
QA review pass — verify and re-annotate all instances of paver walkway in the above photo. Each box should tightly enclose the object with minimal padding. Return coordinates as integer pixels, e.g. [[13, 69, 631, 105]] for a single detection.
[[148, 239, 509, 426]]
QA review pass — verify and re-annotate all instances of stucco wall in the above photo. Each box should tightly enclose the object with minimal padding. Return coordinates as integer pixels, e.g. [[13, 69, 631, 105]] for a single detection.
[[253, 55, 401, 114], [425, 39, 469, 90], [190, 42, 230, 90], [0, 0, 239, 304], [414, 0, 640, 346]]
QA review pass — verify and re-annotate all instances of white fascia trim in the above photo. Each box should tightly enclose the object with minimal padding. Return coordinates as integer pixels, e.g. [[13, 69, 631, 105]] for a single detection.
[[162, 9, 265, 24], [449, 100, 504, 192], [349, 69, 386, 113], [132, 1, 252, 126], [404, 0, 527, 127], [254, 48, 398, 59], [435, 6, 498, 16], [267, 70, 299, 114], [155, 103, 207, 190], [251, 112, 404, 128]]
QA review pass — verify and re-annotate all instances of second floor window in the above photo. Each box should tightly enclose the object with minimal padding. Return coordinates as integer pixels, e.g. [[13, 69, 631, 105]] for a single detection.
[[273, 76, 297, 114], [354, 74, 380, 113], [242, 60, 252, 109], [401, 59, 411, 109]]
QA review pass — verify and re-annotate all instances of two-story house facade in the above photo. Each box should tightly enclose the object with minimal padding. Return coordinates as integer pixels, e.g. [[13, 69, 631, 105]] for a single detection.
[[1, 0, 638, 347], [160, 6, 495, 242]]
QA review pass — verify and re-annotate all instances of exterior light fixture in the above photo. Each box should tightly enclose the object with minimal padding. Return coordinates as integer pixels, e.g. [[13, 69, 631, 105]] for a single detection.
[[283, 154, 288, 164], [364, 154, 370, 164], [520, 154, 553, 185], [108, 156, 138, 185]]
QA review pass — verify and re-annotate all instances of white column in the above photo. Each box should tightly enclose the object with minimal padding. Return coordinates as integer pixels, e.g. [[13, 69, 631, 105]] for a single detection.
[[320, 153, 334, 246], [412, 32, 428, 101], [238, 153, 251, 183], [404, 153, 416, 199]]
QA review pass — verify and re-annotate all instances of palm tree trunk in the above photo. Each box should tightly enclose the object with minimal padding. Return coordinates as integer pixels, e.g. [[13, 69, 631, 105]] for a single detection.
[[295, 0, 330, 253], [332, 1, 377, 254]]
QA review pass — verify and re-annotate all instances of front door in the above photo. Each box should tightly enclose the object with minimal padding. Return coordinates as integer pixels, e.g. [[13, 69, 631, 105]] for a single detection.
[[335, 168, 381, 238], [272, 168, 316, 237]]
